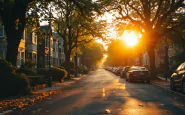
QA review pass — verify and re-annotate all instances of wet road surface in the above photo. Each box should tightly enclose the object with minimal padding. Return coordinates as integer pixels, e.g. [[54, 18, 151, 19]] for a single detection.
[[13, 69, 185, 115]]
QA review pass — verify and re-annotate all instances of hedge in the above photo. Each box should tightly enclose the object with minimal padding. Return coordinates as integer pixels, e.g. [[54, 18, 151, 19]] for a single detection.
[[28, 76, 45, 87], [0, 57, 31, 97], [16, 68, 37, 76], [37, 67, 67, 82]]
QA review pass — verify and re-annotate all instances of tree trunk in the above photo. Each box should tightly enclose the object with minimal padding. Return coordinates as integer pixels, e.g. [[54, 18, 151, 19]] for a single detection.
[[6, 35, 21, 66], [75, 53, 78, 77], [64, 52, 71, 63], [147, 47, 157, 79]]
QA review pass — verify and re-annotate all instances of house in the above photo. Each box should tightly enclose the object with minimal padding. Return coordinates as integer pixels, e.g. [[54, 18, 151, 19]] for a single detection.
[[0, 24, 26, 67], [25, 28, 38, 65], [53, 33, 59, 66], [58, 37, 65, 65], [37, 25, 53, 68]]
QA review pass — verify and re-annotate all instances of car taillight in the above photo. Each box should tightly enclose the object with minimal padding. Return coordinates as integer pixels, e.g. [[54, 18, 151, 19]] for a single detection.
[[131, 71, 136, 75]]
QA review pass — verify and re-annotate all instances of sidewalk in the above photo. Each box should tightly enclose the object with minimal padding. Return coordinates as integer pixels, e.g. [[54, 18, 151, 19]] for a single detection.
[[151, 76, 170, 89], [0, 75, 87, 115]]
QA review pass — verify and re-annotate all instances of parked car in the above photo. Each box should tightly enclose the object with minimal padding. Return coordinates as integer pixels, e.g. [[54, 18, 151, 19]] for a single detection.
[[113, 67, 118, 74], [170, 62, 185, 94], [121, 66, 131, 78], [115, 67, 122, 76], [126, 66, 150, 83]]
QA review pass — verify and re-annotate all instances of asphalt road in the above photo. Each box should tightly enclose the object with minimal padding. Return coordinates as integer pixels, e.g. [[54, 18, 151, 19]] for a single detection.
[[13, 69, 185, 115]]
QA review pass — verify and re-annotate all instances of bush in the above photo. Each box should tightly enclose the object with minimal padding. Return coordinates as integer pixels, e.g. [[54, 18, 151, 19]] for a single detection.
[[70, 69, 76, 75], [58, 66, 65, 69], [61, 62, 74, 69], [0, 57, 31, 97], [78, 65, 89, 74], [37, 67, 68, 82], [81, 69, 89, 74], [0, 57, 16, 77], [37, 68, 49, 76], [21, 60, 36, 69], [28, 76, 45, 87], [16, 68, 37, 76]]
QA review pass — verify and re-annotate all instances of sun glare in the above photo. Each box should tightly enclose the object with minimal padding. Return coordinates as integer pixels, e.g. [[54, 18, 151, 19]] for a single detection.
[[123, 31, 138, 46]]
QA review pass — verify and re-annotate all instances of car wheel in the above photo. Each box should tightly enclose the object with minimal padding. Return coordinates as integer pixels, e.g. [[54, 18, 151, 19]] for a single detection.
[[182, 80, 185, 94], [170, 79, 176, 90]]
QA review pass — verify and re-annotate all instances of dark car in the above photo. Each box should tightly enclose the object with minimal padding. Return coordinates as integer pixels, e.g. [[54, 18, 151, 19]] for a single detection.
[[121, 66, 130, 78], [170, 62, 185, 94], [115, 67, 122, 76], [126, 66, 150, 83]]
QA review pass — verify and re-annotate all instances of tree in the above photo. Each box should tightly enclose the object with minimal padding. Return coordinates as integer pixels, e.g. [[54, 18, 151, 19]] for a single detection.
[[80, 41, 104, 69], [105, 39, 136, 66], [0, 0, 99, 66], [53, 0, 105, 63], [0, 0, 50, 65], [104, 0, 185, 78]]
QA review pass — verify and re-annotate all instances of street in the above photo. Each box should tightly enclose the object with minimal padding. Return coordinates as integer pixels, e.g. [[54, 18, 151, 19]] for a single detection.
[[12, 69, 185, 115]]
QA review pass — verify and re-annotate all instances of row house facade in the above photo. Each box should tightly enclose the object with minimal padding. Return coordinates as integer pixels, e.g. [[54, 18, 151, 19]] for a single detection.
[[0, 24, 26, 67], [134, 40, 183, 70], [37, 25, 65, 68], [53, 32, 65, 66], [0, 24, 65, 68]]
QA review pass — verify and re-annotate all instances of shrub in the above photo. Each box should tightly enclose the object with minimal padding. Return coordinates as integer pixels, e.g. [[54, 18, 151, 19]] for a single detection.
[[58, 66, 65, 69], [61, 62, 74, 69], [28, 76, 45, 87], [70, 69, 76, 75], [37, 67, 68, 82], [78, 65, 89, 74], [37, 68, 49, 76], [0, 57, 16, 77], [49, 67, 68, 82], [82, 69, 89, 74], [0, 57, 31, 97], [22, 60, 36, 69], [16, 68, 37, 76]]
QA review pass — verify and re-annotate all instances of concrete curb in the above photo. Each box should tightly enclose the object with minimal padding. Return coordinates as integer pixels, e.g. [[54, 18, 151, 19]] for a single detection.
[[151, 82, 185, 98], [0, 75, 88, 115]]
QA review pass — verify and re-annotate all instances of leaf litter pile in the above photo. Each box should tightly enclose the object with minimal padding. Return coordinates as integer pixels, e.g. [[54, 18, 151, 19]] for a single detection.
[[0, 90, 58, 113]]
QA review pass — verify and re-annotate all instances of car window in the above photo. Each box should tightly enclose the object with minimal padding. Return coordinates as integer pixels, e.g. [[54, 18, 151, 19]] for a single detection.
[[131, 67, 138, 70], [139, 67, 148, 71]]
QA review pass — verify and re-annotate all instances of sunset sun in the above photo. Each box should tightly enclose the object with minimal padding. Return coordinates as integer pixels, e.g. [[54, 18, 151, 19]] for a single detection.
[[123, 31, 138, 46]]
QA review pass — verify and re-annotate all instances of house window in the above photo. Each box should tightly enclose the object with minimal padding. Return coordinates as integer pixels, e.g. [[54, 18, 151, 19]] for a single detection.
[[28, 52, 32, 60], [32, 32, 37, 44], [0, 25, 4, 37], [32, 53, 37, 63]]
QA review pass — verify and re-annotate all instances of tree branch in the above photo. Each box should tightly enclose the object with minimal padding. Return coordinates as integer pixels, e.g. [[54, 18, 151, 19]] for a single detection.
[[156, 0, 184, 29], [152, 0, 163, 24]]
